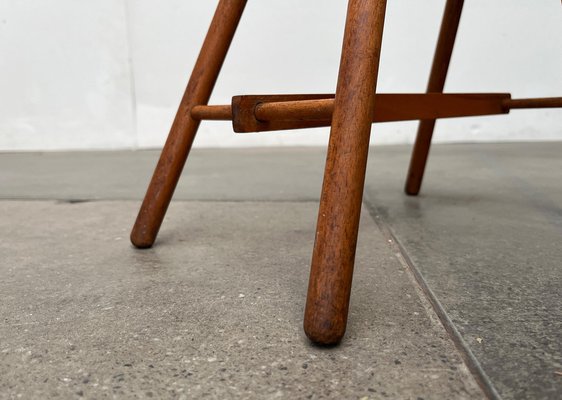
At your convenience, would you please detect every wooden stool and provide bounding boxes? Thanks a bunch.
[130,0,561,345]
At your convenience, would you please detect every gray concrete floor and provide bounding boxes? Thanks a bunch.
[0,143,561,399]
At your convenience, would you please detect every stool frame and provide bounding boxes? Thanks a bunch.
[131,0,561,345]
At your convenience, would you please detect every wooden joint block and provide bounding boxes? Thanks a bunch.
[232,94,333,133]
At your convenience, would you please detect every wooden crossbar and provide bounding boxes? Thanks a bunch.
[190,94,562,133]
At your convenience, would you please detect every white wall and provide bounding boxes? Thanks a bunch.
[1,0,561,151]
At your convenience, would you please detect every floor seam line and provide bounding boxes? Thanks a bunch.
[362,197,502,400]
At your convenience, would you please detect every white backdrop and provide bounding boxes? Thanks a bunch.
[1,0,561,151]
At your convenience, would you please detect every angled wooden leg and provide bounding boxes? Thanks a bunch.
[131,0,247,248]
[405,0,464,195]
[304,0,387,345]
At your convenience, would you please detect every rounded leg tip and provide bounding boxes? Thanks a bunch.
[130,232,154,249]
[404,182,421,196]
[304,321,345,346]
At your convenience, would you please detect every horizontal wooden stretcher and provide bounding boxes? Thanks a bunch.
[190,93,562,133]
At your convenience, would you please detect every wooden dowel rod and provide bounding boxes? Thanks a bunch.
[253,93,510,124]
[504,97,562,109]
[254,93,562,122]
[405,0,465,196]
[304,0,388,346]
[130,0,247,248]
[189,95,562,125]
[191,104,232,120]
[255,99,333,121]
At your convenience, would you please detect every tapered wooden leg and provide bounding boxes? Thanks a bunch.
[304,0,387,345]
[130,0,247,248]
[405,0,464,195]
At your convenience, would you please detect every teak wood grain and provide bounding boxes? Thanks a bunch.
[192,94,561,133]
[405,0,465,195]
[130,0,247,248]
[232,94,333,133]
[227,93,511,132]
[303,0,387,345]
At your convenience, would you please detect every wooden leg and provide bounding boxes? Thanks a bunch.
[130,0,247,248]
[404,0,464,196]
[304,0,387,345]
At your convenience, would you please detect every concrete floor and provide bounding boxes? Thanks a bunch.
[0,143,561,399]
